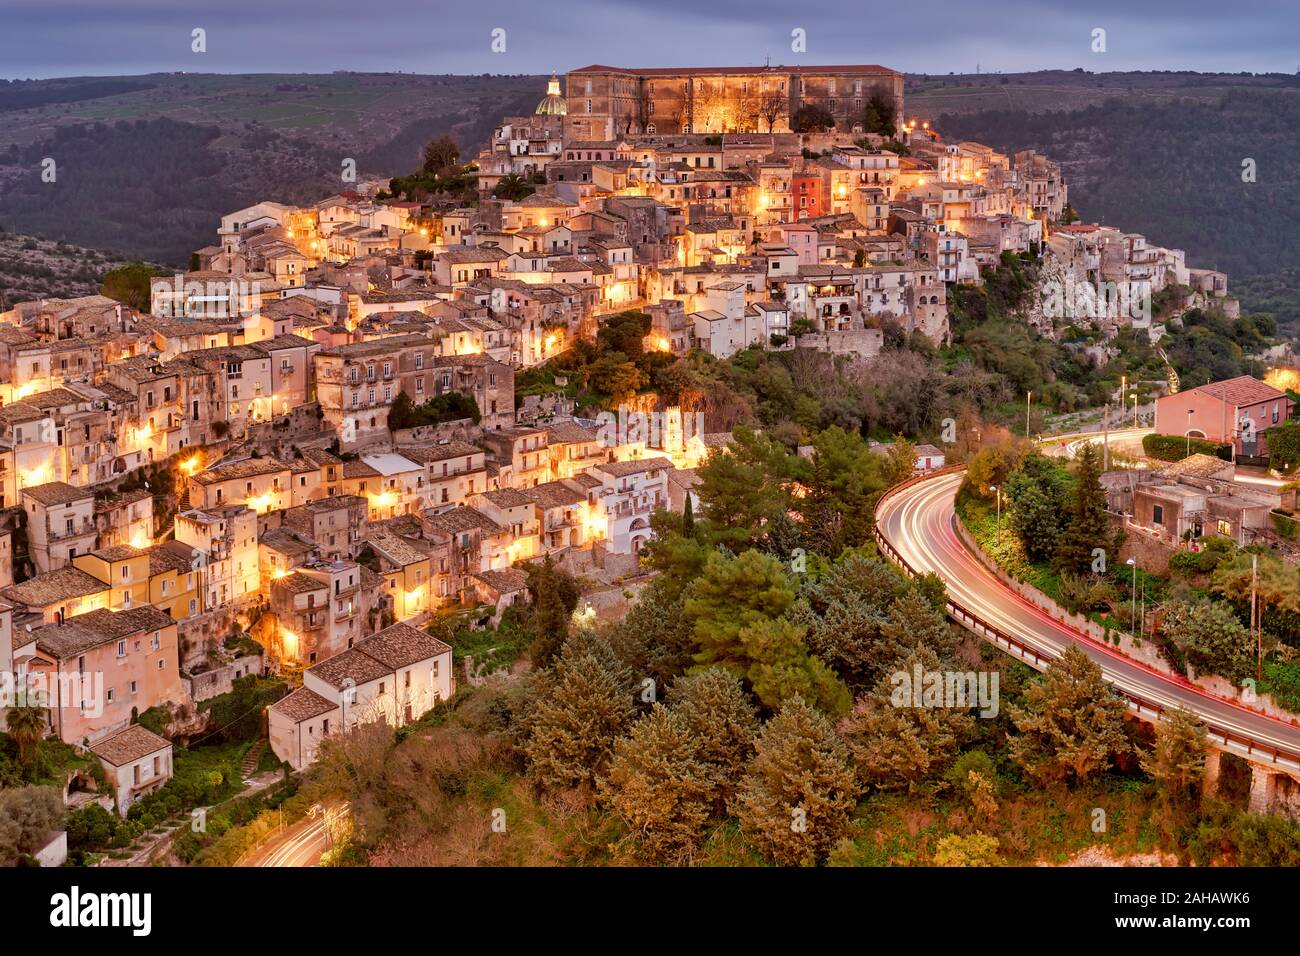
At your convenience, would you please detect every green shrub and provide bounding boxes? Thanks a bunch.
[1141,433,1230,462]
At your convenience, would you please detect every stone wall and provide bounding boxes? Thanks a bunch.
[183,653,265,704]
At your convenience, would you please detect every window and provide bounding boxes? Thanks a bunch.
[1218,519,1233,535]
[117,640,127,658]
[158,659,166,669]
[130,680,138,695]
[1152,504,1164,526]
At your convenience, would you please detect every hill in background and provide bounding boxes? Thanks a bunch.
[0,72,543,265]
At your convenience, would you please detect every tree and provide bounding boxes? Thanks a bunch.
[101,263,158,312]
[840,646,973,791]
[1008,645,1131,787]
[666,667,760,804]
[693,425,796,550]
[525,555,580,667]
[493,173,535,201]
[598,705,715,864]
[758,89,785,132]
[879,589,963,664]
[685,550,850,714]
[791,104,835,133]
[681,492,695,536]
[520,631,636,793]
[859,92,896,136]
[881,436,918,486]
[1161,600,1254,683]
[5,704,46,768]
[1140,707,1207,838]
[421,135,460,174]
[0,786,64,866]
[797,426,887,555]
[606,579,697,695]
[1005,453,1072,563]
[1053,443,1113,575]
[731,696,861,865]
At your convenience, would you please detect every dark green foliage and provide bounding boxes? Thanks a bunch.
[388,390,481,430]
[1005,453,1073,562]
[1053,444,1113,575]
[525,555,580,667]
[1141,432,1231,463]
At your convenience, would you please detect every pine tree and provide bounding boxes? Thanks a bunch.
[606,580,696,697]
[1053,443,1112,575]
[521,631,636,793]
[666,667,760,803]
[839,646,973,791]
[526,555,579,667]
[1008,645,1131,786]
[1140,706,1207,832]
[879,589,963,664]
[598,705,715,864]
[730,696,861,866]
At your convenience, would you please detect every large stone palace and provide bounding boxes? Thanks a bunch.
[563,63,904,140]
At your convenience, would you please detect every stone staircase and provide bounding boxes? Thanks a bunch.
[241,739,267,780]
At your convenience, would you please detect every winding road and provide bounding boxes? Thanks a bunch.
[875,469,1300,772]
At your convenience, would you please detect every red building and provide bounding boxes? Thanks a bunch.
[792,174,822,220]
[1154,375,1292,459]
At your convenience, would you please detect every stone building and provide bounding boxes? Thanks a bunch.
[564,64,903,140]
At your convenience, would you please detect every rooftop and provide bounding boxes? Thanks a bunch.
[91,724,171,766]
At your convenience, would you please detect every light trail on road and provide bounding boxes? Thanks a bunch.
[876,470,1300,771]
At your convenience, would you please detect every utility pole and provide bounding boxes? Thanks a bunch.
[1253,553,1261,683]
[1102,402,1110,471]
[1127,557,1137,634]
[1026,391,1032,438]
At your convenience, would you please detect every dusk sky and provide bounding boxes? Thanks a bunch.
[3,0,1298,79]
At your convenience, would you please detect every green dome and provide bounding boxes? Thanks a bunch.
[536,74,568,116]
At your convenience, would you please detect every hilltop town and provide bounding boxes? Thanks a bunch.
[3,63,1291,870]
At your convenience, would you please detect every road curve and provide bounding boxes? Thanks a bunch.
[875,469,1300,772]
[242,814,330,868]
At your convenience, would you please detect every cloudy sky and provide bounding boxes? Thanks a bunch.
[3,0,1297,79]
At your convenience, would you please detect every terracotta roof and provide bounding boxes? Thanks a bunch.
[521,481,585,509]
[369,532,428,567]
[91,724,170,766]
[32,606,173,659]
[354,622,451,671]
[306,646,392,690]
[422,505,505,537]
[0,566,106,609]
[395,442,482,464]
[473,567,530,595]
[592,456,673,478]
[1193,375,1287,408]
[480,487,533,508]
[269,686,339,723]
[274,571,328,595]
[192,457,290,485]
[21,481,92,507]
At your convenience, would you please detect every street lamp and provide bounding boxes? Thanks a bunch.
[991,484,1001,544]
[1126,557,1137,634]
[1026,391,1032,437]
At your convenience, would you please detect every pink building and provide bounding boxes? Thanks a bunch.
[1154,376,1292,459]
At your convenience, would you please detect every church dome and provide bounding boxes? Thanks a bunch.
[535,73,568,116]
